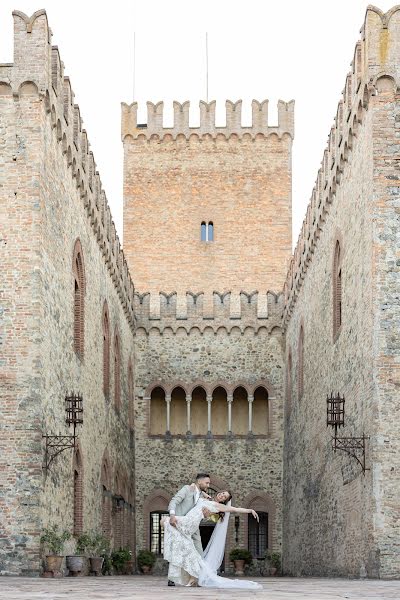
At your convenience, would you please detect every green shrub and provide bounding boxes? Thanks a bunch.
[77,533,110,556]
[137,549,156,568]
[229,548,253,564]
[266,551,281,571]
[76,533,92,555]
[40,525,70,555]
[111,548,132,573]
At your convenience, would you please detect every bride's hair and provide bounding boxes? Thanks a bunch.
[217,490,232,521]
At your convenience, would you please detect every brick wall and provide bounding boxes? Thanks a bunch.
[0,10,135,574]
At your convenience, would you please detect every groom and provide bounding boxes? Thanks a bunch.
[167,472,212,587]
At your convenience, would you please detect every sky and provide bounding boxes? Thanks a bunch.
[0,0,396,249]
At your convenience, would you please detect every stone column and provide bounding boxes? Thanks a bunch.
[165,393,171,435]
[227,393,233,435]
[207,394,212,436]
[186,393,192,436]
[248,394,254,434]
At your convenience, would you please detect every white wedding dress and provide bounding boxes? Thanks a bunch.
[163,499,262,589]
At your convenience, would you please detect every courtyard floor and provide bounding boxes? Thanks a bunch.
[0,576,399,600]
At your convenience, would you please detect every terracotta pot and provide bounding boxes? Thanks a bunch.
[233,559,245,576]
[45,555,63,573]
[141,564,152,574]
[270,566,278,576]
[89,556,104,575]
[66,555,84,576]
[124,560,134,575]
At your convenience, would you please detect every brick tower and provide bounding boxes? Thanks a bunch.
[121,99,294,305]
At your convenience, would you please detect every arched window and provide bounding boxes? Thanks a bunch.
[232,386,248,435]
[102,302,110,400]
[101,452,111,539]
[208,222,214,241]
[144,489,169,553]
[333,239,342,340]
[201,221,214,242]
[212,387,228,435]
[253,386,269,435]
[150,387,166,435]
[128,360,134,431]
[191,387,207,435]
[73,446,83,536]
[114,332,121,411]
[170,386,186,435]
[248,511,268,558]
[113,472,122,549]
[286,350,292,416]
[72,240,85,359]
[298,325,304,400]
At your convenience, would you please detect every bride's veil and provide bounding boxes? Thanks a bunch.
[202,500,231,573]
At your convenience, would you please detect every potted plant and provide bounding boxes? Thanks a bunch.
[66,533,90,576]
[229,548,253,576]
[87,534,109,575]
[137,549,156,574]
[266,551,281,576]
[40,526,71,575]
[111,548,132,574]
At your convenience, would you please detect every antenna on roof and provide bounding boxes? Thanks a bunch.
[205,32,209,103]
[133,31,136,102]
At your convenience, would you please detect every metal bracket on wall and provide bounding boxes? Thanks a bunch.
[326,392,369,475]
[42,393,83,472]
[332,433,369,474]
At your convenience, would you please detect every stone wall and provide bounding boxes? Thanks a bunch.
[122,100,294,301]
[0,10,135,575]
[282,6,400,579]
[134,294,285,570]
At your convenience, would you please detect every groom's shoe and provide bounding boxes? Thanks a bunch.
[167,580,175,586]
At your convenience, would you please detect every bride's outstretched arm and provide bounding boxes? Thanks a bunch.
[214,503,259,521]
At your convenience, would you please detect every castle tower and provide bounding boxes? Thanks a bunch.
[122,99,294,301]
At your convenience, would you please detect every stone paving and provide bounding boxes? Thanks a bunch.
[0,576,400,600]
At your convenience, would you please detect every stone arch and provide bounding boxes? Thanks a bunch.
[0,82,12,96]
[18,81,39,96]
[170,385,186,435]
[113,329,121,412]
[242,491,276,555]
[149,386,166,435]
[101,449,112,538]
[212,385,228,435]
[191,385,208,435]
[56,119,62,141]
[253,385,270,436]
[102,301,111,400]
[297,320,305,401]
[332,230,344,341]
[232,385,248,435]
[73,442,84,536]
[72,239,85,359]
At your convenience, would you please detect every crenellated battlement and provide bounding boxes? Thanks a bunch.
[121,99,294,141]
[0,10,135,331]
[134,291,284,335]
[282,4,400,329]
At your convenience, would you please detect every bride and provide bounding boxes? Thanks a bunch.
[162,485,262,589]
